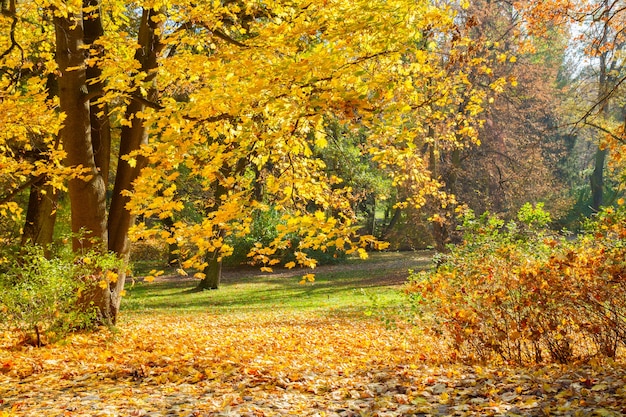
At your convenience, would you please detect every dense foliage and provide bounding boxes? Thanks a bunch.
[1,0,497,320]
[0,244,121,345]
[407,203,626,364]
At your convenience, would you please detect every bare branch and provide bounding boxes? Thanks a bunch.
[575,73,626,125]
[583,120,626,144]
[0,0,24,64]
[212,28,248,48]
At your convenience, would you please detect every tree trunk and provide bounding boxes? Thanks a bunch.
[54,15,108,249]
[21,177,58,256]
[163,216,179,266]
[590,147,606,212]
[426,135,449,252]
[197,251,222,290]
[54,3,160,325]
[106,8,163,323]
[55,13,111,322]
[590,21,610,214]
[84,0,111,189]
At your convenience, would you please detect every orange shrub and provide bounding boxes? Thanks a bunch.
[407,204,626,364]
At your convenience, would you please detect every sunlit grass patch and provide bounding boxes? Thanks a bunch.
[122,251,428,315]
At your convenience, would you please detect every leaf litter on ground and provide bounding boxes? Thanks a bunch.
[2,251,626,417]
[2,309,626,416]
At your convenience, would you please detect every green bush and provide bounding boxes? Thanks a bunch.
[0,245,119,346]
[406,203,626,364]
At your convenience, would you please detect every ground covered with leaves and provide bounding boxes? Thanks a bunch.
[2,253,626,416]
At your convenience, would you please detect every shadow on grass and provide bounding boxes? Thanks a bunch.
[122,251,432,314]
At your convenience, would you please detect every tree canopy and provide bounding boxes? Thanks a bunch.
[0,0,492,321]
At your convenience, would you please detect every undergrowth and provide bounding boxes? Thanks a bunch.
[407,203,626,364]
[0,244,121,346]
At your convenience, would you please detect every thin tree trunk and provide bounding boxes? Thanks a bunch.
[20,177,58,256]
[197,251,222,290]
[20,73,61,255]
[590,14,610,213]
[427,134,449,252]
[590,148,606,212]
[381,205,402,240]
[84,0,110,189]
[107,8,163,323]
[163,216,179,266]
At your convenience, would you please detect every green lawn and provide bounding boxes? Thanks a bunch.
[122,251,431,314]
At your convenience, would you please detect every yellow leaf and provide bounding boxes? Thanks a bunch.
[285,261,296,269]
[439,391,450,404]
[144,275,155,283]
[593,409,615,417]
[315,131,328,148]
[106,271,118,283]
[98,280,108,289]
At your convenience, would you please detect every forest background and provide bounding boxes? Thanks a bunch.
[1,0,626,415]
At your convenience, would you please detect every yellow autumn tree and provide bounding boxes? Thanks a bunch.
[0,0,489,323]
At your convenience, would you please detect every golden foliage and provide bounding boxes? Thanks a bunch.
[2,0,491,261]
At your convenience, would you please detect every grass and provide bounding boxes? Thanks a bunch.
[122,251,431,315]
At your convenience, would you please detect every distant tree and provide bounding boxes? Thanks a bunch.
[520,0,626,212]
[403,0,571,249]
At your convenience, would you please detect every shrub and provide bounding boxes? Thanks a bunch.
[406,203,626,364]
[0,245,120,346]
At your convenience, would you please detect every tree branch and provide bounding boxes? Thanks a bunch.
[212,28,248,48]
[584,120,626,144]
[0,174,45,206]
[575,73,626,125]
[0,0,24,65]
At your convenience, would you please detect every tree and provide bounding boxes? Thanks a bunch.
[1,0,488,323]
[519,0,626,212]
[457,1,571,218]
[383,0,567,249]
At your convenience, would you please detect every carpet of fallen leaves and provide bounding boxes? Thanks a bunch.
[2,310,626,417]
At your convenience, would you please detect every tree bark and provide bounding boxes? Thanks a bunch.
[381,205,402,240]
[106,8,163,323]
[589,6,612,214]
[83,0,111,189]
[163,216,179,266]
[20,177,58,256]
[197,251,222,290]
[54,14,108,250]
[55,12,113,323]
[590,148,606,212]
